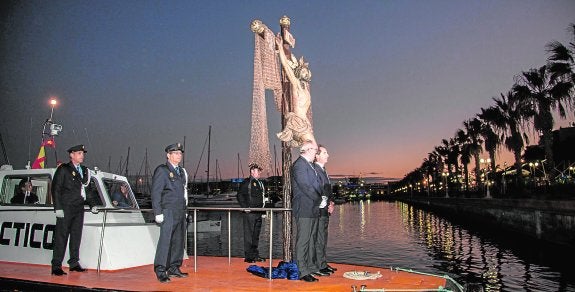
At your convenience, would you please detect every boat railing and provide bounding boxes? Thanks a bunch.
[94,206,292,280]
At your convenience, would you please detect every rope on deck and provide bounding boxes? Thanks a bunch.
[343,271,383,280]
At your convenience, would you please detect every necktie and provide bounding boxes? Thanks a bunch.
[175,166,180,176]
[77,166,83,178]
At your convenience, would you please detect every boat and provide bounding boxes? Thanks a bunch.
[0,164,160,271]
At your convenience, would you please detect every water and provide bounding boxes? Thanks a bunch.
[188,201,575,291]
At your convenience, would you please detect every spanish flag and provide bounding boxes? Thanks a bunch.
[31,138,56,169]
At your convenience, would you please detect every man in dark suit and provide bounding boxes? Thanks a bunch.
[314,144,337,275]
[151,143,189,283]
[237,163,267,263]
[51,144,96,275]
[291,140,323,282]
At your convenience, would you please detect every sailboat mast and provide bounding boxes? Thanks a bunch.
[0,131,9,165]
[183,136,186,168]
[125,147,130,178]
[206,125,211,194]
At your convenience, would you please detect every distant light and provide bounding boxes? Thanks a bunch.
[50,98,57,106]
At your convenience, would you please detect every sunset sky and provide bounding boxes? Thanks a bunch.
[1,1,574,181]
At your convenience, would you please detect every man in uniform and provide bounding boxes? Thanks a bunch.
[313,144,337,275]
[51,144,96,275]
[291,140,323,282]
[237,163,267,263]
[151,143,188,283]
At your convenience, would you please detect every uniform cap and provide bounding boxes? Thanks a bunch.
[248,162,263,170]
[165,143,184,153]
[67,144,87,153]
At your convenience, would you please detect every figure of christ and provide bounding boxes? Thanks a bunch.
[275,33,315,147]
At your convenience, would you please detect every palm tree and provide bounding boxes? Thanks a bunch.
[455,129,472,192]
[463,118,484,188]
[480,91,534,186]
[477,112,501,182]
[513,65,572,171]
[546,23,575,86]
[446,138,461,191]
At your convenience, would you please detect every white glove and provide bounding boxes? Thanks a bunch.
[319,196,328,208]
[91,206,99,214]
[155,214,164,224]
[55,209,64,218]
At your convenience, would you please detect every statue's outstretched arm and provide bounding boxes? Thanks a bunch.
[275,34,298,85]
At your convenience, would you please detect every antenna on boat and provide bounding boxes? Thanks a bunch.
[27,117,33,166]
[32,97,61,169]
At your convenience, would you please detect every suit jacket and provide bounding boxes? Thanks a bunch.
[314,163,333,216]
[52,162,90,211]
[291,156,322,218]
[237,176,265,208]
[151,163,187,216]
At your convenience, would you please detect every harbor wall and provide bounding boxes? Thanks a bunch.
[395,197,575,247]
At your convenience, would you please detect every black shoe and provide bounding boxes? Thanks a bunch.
[244,258,256,263]
[51,268,67,276]
[168,268,188,278]
[320,267,333,274]
[157,272,170,283]
[313,270,330,276]
[300,274,319,282]
[69,265,87,272]
[256,257,266,262]
[327,264,337,272]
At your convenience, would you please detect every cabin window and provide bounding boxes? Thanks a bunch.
[85,179,104,206]
[0,175,52,205]
[102,179,137,208]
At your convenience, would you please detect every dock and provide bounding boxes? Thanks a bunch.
[0,256,451,291]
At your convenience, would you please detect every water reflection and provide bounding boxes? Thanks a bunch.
[187,202,574,291]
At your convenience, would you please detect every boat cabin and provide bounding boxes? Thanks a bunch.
[0,165,159,270]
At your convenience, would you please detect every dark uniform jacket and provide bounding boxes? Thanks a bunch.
[237,176,265,208]
[52,162,91,211]
[314,163,333,217]
[291,156,322,218]
[151,163,187,216]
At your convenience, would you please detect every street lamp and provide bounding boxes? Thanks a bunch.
[480,158,491,198]
[442,172,449,198]
[49,98,57,120]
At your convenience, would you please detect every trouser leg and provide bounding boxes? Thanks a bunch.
[251,214,262,258]
[242,213,253,259]
[295,217,316,277]
[51,216,70,268]
[67,210,84,267]
[315,215,329,269]
[168,209,185,271]
[154,209,174,272]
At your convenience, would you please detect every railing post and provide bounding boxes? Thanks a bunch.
[193,208,197,272]
[268,209,273,280]
[97,209,107,275]
[228,210,231,264]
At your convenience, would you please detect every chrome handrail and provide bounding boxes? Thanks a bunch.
[90,206,291,280]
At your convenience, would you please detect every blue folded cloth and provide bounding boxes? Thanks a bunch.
[246,261,299,280]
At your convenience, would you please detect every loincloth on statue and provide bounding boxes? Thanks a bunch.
[276,112,314,147]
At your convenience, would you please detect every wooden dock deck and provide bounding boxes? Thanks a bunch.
[0,256,449,291]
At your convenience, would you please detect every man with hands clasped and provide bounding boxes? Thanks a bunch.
[51,144,98,276]
[151,143,189,283]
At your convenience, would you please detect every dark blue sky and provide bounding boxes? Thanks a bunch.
[1,1,574,180]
